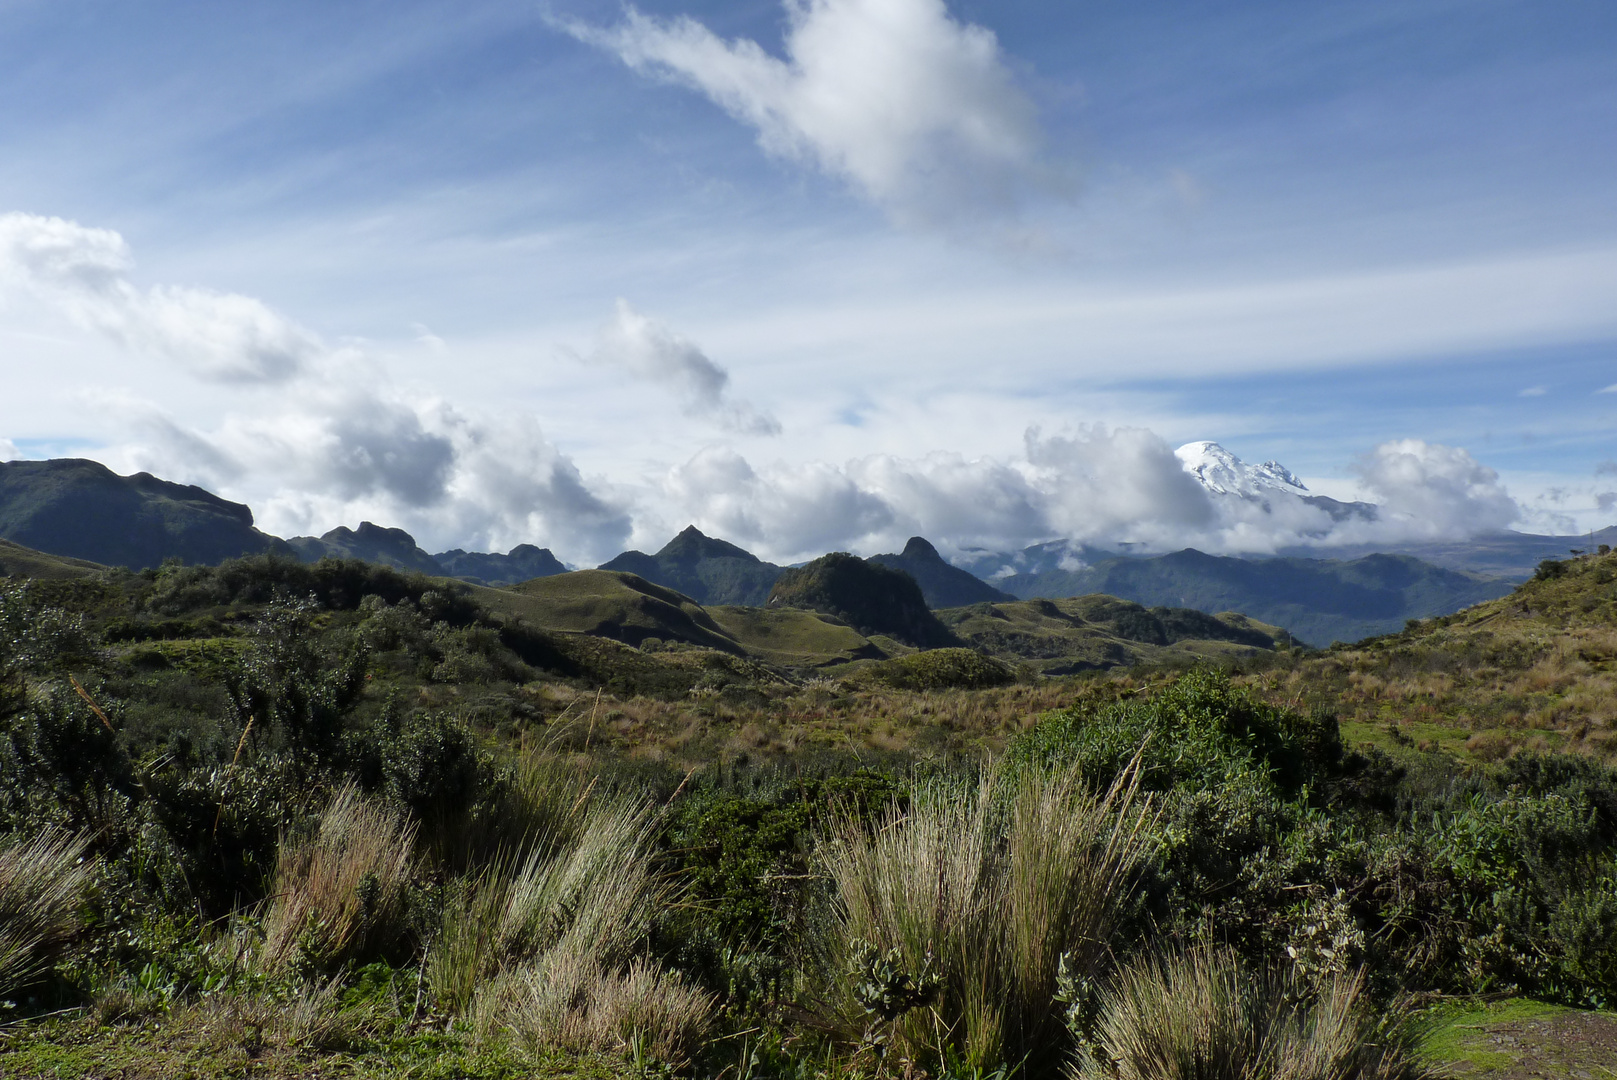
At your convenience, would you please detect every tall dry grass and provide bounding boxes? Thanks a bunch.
[823,760,1153,1073]
[490,949,716,1066]
[1070,947,1430,1080]
[262,785,417,973]
[430,782,713,1062]
[0,827,94,997]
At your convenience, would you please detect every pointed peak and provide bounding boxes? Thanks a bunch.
[656,525,760,564]
[901,536,942,560]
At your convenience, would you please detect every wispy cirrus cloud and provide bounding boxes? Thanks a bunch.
[572,299,780,436]
[0,212,323,383]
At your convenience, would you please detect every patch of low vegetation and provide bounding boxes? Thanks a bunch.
[0,545,1614,1076]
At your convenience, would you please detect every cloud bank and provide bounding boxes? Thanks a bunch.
[121,386,633,563]
[575,300,780,435]
[650,430,1522,564]
[0,213,322,382]
[0,212,1539,569]
[558,0,1051,225]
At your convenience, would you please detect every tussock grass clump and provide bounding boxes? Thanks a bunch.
[494,950,716,1065]
[823,761,1152,1073]
[1071,947,1431,1080]
[262,785,416,973]
[434,784,711,1062]
[0,827,94,997]
[431,791,666,1012]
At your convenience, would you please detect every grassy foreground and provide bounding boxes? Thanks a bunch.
[1,548,1616,1076]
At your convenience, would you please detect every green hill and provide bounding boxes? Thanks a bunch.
[941,594,1287,675]
[598,526,783,605]
[481,569,747,654]
[999,548,1512,646]
[768,552,957,648]
[0,536,109,581]
[0,458,290,570]
[868,536,1013,607]
[1257,547,1617,760]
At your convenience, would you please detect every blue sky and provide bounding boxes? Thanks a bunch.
[0,0,1613,562]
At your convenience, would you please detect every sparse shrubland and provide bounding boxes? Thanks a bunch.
[0,549,1615,1076]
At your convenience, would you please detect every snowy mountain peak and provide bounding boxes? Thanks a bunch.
[1175,441,1309,497]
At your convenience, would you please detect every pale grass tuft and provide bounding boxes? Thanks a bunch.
[1069,947,1431,1080]
[488,947,716,1066]
[262,784,416,972]
[430,788,670,1015]
[0,826,94,997]
[823,759,1153,1072]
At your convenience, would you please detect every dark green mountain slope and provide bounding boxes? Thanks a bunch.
[288,522,443,575]
[599,525,783,605]
[997,548,1512,646]
[0,458,290,570]
[869,536,1013,608]
[434,544,566,586]
[767,552,956,648]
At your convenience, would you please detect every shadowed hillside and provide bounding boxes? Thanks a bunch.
[942,594,1288,675]
[768,552,957,648]
[869,536,1013,607]
[434,544,566,586]
[288,521,443,574]
[0,458,291,570]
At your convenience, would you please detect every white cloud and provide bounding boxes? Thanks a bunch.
[110,378,633,564]
[0,212,321,382]
[1600,383,1617,394]
[558,0,1051,226]
[576,299,779,435]
[649,428,1525,564]
[1519,385,1548,397]
[0,438,17,462]
[1351,439,1518,539]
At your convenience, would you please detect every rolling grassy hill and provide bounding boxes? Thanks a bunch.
[1242,547,1617,761]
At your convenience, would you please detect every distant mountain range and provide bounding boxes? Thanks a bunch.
[988,548,1511,647]
[1,456,1604,648]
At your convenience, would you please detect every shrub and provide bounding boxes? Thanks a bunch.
[261,785,416,973]
[1006,668,1341,797]
[847,648,1015,691]
[0,827,95,997]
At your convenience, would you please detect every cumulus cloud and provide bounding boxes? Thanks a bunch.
[0,212,321,382]
[648,430,1528,563]
[576,300,779,435]
[0,438,17,462]
[1352,439,1518,538]
[113,381,633,564]
[557,0,1051,225]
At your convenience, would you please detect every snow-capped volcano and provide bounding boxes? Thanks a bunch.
[1176,441,1376,524]
[1175,441,1310,497]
